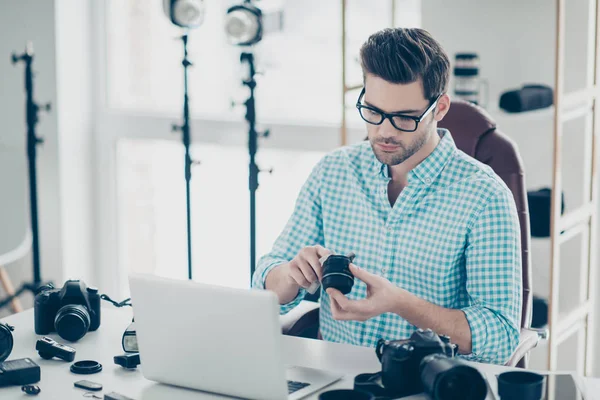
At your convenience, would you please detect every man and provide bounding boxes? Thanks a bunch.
[253,28,522,365]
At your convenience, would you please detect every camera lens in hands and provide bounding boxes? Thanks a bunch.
[55,304,91,342]
[321,254,355,295]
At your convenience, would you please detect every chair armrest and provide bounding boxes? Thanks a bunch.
[506,327,548,367]
[280,300,320,338]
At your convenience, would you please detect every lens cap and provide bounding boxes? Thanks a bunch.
[71,360,102,375]
[0,322,14,362]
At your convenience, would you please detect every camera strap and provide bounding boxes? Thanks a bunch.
[100,295,132,308]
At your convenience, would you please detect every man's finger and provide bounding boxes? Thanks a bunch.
[327,288,356,312]
[297,261,318,284]
[290,266,311,288]
[305,253,323,281]
[314,245,332,259]
[349,264,378,285]
[329,296,358,321]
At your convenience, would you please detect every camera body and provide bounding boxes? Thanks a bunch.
[376,329,458,397]
[34,280,101,342]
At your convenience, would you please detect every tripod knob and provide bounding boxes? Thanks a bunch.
[35,102,51,113]
[172,124,182,132]
[260,167,274,175]
[261,129,271,138]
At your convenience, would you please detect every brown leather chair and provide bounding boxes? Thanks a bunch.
[280,99,545,368]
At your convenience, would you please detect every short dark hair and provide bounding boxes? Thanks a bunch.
[359,28,450,101]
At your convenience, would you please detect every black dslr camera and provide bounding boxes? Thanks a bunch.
[34,280,101,342]
[354,329,487,400]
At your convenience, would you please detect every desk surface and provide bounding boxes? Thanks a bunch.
[1,307,598,399]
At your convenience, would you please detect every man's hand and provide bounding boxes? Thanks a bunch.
[327,264,474,354]
[265,245,331,305]
[327,264,402,321]
[284,245,331,289]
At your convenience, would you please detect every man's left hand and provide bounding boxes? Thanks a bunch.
[326,264,402,321]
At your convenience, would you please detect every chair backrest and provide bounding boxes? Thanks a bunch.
[438,99,532,332]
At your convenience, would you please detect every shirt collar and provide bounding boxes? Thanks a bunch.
[369,128,456,185]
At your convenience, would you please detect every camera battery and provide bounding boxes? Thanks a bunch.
[0,358,41,387]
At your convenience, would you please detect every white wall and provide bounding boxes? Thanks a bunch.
[422,0,600,375]
[0,0,95,317]
[0,0,62,314]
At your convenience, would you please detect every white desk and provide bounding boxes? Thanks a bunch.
[1,307,598,399]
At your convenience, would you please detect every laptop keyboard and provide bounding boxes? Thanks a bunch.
[287,380,310,394]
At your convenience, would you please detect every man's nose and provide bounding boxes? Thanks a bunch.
[378,117,398,139]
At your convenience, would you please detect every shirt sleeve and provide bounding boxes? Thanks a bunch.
[252,157,326,315]
[461,187,523,365]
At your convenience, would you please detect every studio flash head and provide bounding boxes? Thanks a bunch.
[163,0,206,29]
[225,0,284,46]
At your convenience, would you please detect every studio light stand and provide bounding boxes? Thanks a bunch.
[239,52,271,279]
[0,43,52,310]
[171,34,197,281]
[163,0,205,281]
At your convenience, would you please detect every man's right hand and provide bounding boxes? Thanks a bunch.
[265,245,331,305]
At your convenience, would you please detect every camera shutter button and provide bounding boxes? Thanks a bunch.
[86,287,98,295]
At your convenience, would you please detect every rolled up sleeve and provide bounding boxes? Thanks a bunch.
[461,188,522,364]
[251,158,325,315]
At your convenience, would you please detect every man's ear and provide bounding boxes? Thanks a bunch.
[433,93,451,122]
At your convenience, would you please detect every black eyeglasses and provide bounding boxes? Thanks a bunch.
[355,88,441,132]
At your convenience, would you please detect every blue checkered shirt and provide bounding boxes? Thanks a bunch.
[253,129,522,364]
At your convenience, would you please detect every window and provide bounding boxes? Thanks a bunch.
[106,0,421,125]
[117,139,325,288]
[100,0,421,294]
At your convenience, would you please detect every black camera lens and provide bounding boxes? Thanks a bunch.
[321,254,355,295]
[55,304,91,342]
[0,322,14,362]
[420,354,487,400]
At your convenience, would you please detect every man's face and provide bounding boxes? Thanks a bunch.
[363,75,441,166]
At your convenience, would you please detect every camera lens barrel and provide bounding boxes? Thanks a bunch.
[321,255,354,294]
[420,354,487,400]
[0,322,14,362]
[54,304,91,342]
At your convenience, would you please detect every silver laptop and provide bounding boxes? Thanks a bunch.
[129,274,342,400]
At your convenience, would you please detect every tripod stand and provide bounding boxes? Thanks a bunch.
[0,43,51,311]
[239,52,271,280]
[171,34,197,281]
